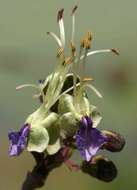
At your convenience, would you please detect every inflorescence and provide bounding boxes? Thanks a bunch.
[8,6,125,185]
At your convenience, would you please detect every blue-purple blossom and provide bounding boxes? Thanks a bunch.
[8,123,30,156]
[76,116,108,161]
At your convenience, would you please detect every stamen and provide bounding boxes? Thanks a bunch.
[47,32,62,47]
[83,77,94,82]
[57,8,64,22]
[57,9,65,47]
[111,48,120,55]
[71,5,78,15]
[70,5,78,98]
[56,82,81,102]
[87,31,93,41]
[84,83,103,98]
[80,48,119,60]
[64,57,72,65]
[71,5,78,43]
[84,38,91,49]
[70,41,76,57]
[16,84,39,90]
[57,47,64,58]
[80,38,85,48]
[70,43,77,99]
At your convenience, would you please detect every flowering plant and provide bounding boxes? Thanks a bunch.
[8,6,125,188]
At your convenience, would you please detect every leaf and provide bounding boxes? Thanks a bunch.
[27,125,49,153]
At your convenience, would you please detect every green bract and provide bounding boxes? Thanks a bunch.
[47,139,61,155]
[26,106,61,154]
[27,124,49,152]
[91,110,102,128]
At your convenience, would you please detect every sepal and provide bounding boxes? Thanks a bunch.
[27,125,49,153]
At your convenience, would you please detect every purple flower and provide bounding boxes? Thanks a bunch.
[8,123,30,156]
[76,116,107,161]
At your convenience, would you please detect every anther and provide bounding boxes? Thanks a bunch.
[87,31,93,41]
[57,8,64,22]
[83,77,94,82]
[64,57,72,65]
[70,41,76,57]
[111,49,120,55]
[71,5,78,15]
[84,38,91,49]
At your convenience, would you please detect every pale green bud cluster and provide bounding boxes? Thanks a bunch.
[24,72,102,155]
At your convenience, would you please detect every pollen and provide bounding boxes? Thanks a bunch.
[70,41,76,57]
[111,48,120,55]
[71,5,78,15]
[87,31,93,41]
[82,77,94,82]
[64,57,72,65]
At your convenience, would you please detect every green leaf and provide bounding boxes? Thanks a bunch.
[27,125,49,153]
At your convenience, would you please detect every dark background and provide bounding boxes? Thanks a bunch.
[0,0,137,189]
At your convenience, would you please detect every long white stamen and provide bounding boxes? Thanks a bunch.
[58,9,65,47]
[47,32,62,47]
[71,6,78,42]
[16,84,39,90]
[80,49,119,60]
[72,15,75,42]
[56,82,80,103]
[59,19,65,47]
[84,83,103,98]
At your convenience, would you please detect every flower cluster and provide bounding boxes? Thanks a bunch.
[8,6,125,182]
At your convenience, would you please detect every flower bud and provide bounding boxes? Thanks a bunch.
[101,130,125,152]
[81,155,117,182]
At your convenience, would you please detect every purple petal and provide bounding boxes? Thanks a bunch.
[76,116,107,161]
[81,116,93,128]
[8,124,30,156]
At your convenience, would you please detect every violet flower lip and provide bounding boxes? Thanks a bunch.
[76,116,108,161]
[8,123,30,156]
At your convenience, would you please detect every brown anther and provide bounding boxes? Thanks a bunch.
[64,57,72,65]
[70,41,76,57]
[83,77,94,82]
[84,38,91,49]
[57,48,64,58]
[87,31,93,41]
[80,38,85,48]
[111,49,120,55]
[57,8,64,22]
[71,5,78,15]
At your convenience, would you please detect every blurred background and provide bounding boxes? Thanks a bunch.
[0,0,137,189]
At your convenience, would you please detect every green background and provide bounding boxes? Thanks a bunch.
[0,0,137,189]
